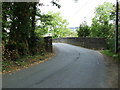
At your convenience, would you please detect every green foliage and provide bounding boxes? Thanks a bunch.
[2,1,64,61]
[77,2,120,53]
[90,2,120,52]
[2,2,45,61]
[101,50,120,61]
[101,50,115,57]
[35,13,53,36]
[36,11,72,38]
[77,21,90,37]
[48,12,69,38]
[90,2,115,38]
[95,2,115,23]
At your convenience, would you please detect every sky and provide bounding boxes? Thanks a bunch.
[39,0,116,27]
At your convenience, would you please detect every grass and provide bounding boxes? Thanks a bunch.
[2,52,55,74]
[101,50,120,62]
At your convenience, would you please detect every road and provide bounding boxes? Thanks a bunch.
[3,43,110,88]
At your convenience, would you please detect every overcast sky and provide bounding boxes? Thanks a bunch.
[40,0,116,27]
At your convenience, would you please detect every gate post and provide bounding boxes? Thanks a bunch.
[44,36,52,52]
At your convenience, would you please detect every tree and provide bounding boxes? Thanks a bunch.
[77,21,90,37]
[2,2,44,60]
[89,2,116,50]
[2,1,67,61]
[2,0,65,61]
[36,12,71,38]
[90,2,115,38]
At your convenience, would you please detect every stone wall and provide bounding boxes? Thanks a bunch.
[44,36,52,52]
[53,37,106,50]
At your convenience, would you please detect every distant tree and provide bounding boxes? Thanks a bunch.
[36,12,71,38]
[77,21,90,37]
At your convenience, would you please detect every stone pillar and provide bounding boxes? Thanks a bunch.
[44,36,52,52]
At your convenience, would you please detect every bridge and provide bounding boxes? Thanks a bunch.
[44,37,106,52]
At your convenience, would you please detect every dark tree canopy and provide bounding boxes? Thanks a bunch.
[2,2,44,60]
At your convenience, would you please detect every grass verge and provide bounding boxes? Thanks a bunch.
[2,52,55,74]
[101,50,120,62]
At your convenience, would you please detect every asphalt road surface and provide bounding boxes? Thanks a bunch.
[3,43,110,88]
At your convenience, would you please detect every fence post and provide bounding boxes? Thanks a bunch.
[44,36,52,52]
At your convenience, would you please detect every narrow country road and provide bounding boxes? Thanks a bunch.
[3,43,110,88]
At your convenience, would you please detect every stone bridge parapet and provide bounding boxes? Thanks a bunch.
[53,37,106,50]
